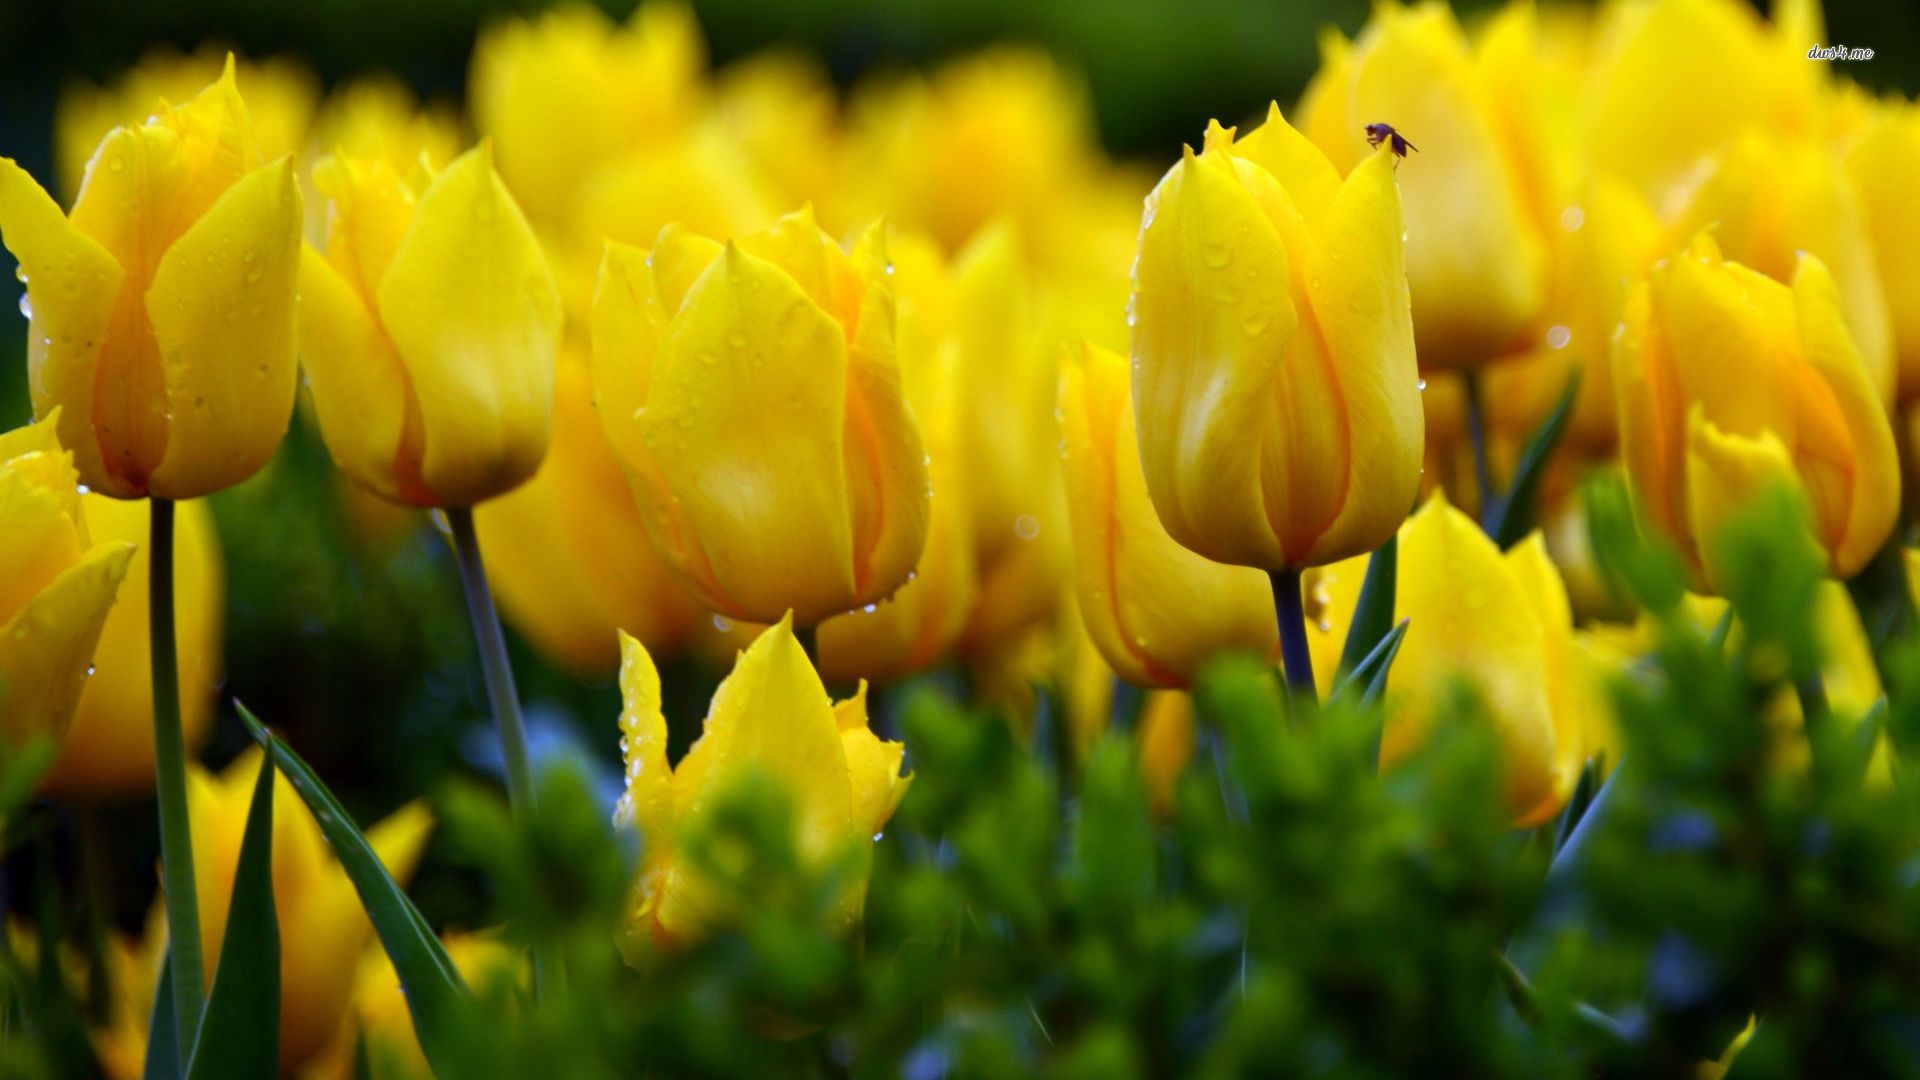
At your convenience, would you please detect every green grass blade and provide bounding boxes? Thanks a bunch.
[184,748,279,1079]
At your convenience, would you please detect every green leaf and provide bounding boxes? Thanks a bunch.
[185,750,279,1079]
[1337,535,1397,678]
[1484,371,1580,549]
[141,952,180,1080]
[1334,618,1408,709]
[235,702,469,1074]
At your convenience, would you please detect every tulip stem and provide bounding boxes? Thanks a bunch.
[1462,369,1496,519]
[149,497,206,1062]
[444,506,538,817]
[1271,568,1315,699]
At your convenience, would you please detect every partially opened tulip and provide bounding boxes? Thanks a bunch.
[300,144,563,508]
[0,412,135,774]
[1614,235,1898,590]
[1298,3,1546,369]
[613,616,910,953]
[1130,107,1421,689]
[39,496,223,797]
[1060,340,1277,688]
[0,61,303,501]
[590,208,930,627]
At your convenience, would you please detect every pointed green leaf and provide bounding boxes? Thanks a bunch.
[235,702,469,1074]
[1337,536,1398,679]
[141,950,179,1080]
[1334,618,1409,709]
[1485,371,1580,549]
[185,750,278,1079]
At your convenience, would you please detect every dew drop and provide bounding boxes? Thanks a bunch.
[711,614,735,633]
[85,664,96,677]
[76,484,90,495]
[862,603,879,614]
[1013,513,1041,541]
[17,293,31,320]
[871,831,885,843]
[1416,377,1428,391]
[1545,324,1572,350]
[1560,205,1585,232]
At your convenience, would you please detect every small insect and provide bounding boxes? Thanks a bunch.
[1364,122,1418,158]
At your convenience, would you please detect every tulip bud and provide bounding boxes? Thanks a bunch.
[1060,340,1277,688]
[589,208,931,627]
[1130,107,1423,571]
[1845,102,1920,403]
[0,412,135,765]
[1298,4,1547,368]
[1138,690,1196,820]
[613,616,910,952]
[0,61,304,501]
[1614,235,1898,589]
[300,143,564,508]
[38,496,223,797]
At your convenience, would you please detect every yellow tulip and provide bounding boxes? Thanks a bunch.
[336,932,522,1080]
[715,53,852,229]
[0,412,135,767]
[818,231,978,682]
[1613,234,1898,589]
[1309,493,1594,826]
[38,495,223,797]
[1130,107,1423,571]
[613,616,910,952]
[469,1,706,226]
[173,748,432,1073]
[305,74,462,182]
[55,45,317,202]
[1060,340,1278,688]
[1845,101,1920,402]
[1138,690,1196,820]
[299,144,563,507]
[1298,2,1547,369]
[1669,130,1894,402]
[475,352,707,674]
[589,208,930,626]
[0,62,304,501]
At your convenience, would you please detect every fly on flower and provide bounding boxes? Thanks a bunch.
[1364,122,1417,157]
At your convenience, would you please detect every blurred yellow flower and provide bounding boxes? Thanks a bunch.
[305,74,462,181]
[0,62,304,500]
[332,931,523,1080]
[1130,108,1423,571]
[1614,235,1898,590]
[589,209,930,627]
[475,351,707,674]
[299,144,563,507]
[55,45,317,202]
[1138,690,1196,820]
[613,616,910,953]
[0,412,134,771]
[1060,340,1277,688]
[39,495,222,797]
[1299,2,1547,369]
[1845,101,1920,403]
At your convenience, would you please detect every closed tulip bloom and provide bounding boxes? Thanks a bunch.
[1614,235,1898,589]
[300,144,563,507]
[0,413,135,764]
[0,63,303,501]
[1298,3,1546,368]
[1131,108,1423,571]
[1670,130,1894,402]
[39,496,223,796]
[1845,103,1920,402]
[613,616,910,952]
[1061,340,1277,688]
[475,352,707,674]
[590,208,930,626]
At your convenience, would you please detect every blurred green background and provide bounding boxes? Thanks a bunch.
[0,0,1913,934]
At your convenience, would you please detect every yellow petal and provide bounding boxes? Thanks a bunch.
[297,244,418,503]
[832,683,911,837]
[616,629,676,854]
[376,144,562,506]
[1138,689,1196,819]
[144,156,301,499]
[1683,408,1813,593]
[0,541,135,753]
[0,449,86,628]
[1791,253,1899,577]
[0,158,126,496]
[1226,102,1341,226]
[642,244,856,624]
[1060,340,1276,688]
[1299,149,1423,565]
[1130,145,1296,568]
[1502,534,1583,827]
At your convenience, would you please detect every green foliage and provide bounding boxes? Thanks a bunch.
[183,751,278,1079]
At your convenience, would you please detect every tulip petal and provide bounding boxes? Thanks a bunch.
[0,158,125,495]
[648,224,724,315]
[1613,284,1686,551]
[376,145,562,506]
[145,156,302,499]
[0,541,135,750]
[1230,102,1341,226]
[616,630,675,852]
[1661,240,1800,442]
[642,244,857,623]
[0,453,88,628]
[297,244,420,502]
[1502,534,1582,827]
[831,683,911,837]
[1131,145,1296,568]
[1792,254,1899,578]
[1683,409,1812,592]
[1301,150,1423,566]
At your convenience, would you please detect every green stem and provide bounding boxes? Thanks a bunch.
[444,506,537,816]
[149,497,205,1061]
[1271,568,1315,698]
[1462,368,1495,519]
